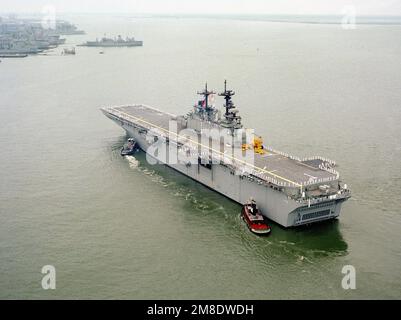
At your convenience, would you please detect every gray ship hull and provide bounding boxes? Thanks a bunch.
[82,41,143,47]
[101,106,350,228]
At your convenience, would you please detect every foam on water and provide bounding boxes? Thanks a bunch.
[125,155,139,169]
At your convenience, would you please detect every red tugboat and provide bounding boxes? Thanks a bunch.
[241,198,271,235]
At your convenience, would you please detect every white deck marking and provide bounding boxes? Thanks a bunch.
[304,173,317,180]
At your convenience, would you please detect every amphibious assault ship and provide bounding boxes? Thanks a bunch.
[101,82,350,227]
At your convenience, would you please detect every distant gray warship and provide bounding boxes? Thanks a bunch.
[81,35,142,47]
[0,39,41,55]
[0,17,71,56]
[101,82,350,228]
[55,21,85,35]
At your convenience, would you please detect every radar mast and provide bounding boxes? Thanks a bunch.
[219,80,242,129]
[219,80,235,116]
[197,82,215,110]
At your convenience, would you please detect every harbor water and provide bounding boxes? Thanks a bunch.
[0,15,400,299]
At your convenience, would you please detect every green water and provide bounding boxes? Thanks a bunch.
[0,15,400,299]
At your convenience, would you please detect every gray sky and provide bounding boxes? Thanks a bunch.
[1,0,401,15]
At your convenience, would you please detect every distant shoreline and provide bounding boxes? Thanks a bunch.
[144,14,401,26]
[2,12,401,26]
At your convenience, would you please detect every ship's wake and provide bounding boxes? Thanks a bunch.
[123,153,228,214]
[124,155,139,169]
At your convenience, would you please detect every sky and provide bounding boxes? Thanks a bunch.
[0,0,400,16]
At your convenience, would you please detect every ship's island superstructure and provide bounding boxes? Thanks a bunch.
[101,82,350,227]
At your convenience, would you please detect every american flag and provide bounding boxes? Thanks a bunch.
[202,94,215,108]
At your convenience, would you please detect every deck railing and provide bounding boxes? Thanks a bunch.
[104,107,339,190]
